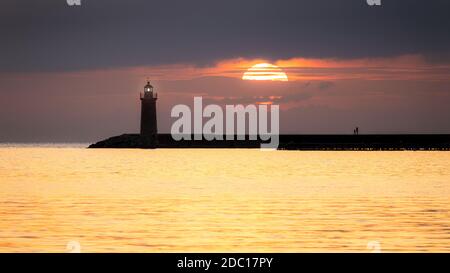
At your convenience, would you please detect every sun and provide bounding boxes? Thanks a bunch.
[242,63,288,81]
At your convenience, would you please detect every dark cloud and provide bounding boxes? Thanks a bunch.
[1,0,449,72]
[317,81,334,90]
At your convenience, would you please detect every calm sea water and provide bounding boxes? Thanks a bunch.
[0,145,449,252]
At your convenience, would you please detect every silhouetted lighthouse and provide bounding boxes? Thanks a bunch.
[140,81,158,146]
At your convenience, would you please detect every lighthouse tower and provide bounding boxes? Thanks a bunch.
[140,81,158,146]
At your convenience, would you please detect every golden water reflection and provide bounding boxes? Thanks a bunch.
[0,147,449,252]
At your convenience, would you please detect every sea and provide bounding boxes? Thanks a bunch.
[0,144,449,252]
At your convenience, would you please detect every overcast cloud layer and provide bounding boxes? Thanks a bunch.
[1,0,450,72]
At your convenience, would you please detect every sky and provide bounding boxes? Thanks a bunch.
[1,0,450,142]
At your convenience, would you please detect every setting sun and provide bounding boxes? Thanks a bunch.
[242,63,289,81]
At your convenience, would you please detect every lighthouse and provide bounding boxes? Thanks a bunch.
[140,81,158,146]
